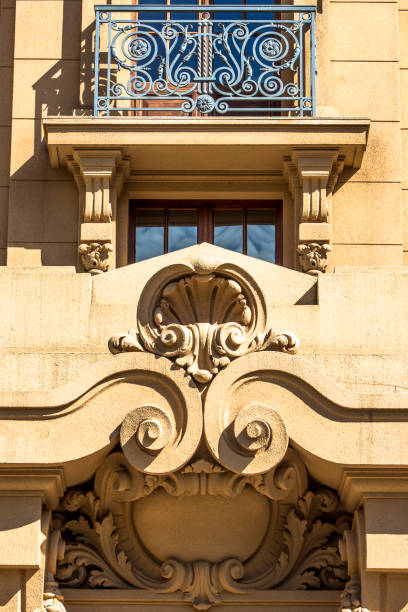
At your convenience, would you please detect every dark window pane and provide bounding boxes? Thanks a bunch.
[214,209,243,253]
[168,209,197,252]
[135,209,165,262]
[247,208,276,263]
[137,0,166,22]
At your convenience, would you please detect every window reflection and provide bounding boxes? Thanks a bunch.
[135,210,164,262]
[214,209,243,253]
[247,209,276,263]
[168,210,197,252]
[131,202,279,264]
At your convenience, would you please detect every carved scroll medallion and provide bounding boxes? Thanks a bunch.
[109,256,299,383]
[54,447,350,610]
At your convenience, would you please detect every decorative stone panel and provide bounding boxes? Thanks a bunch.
[109,256,299,384]
[51,445,351,611]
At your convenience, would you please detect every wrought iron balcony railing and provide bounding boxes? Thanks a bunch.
[94,5,316,117]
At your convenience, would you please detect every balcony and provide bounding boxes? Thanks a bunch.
[94,4,316,117]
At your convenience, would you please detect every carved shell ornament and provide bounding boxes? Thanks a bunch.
[109,257,299,383]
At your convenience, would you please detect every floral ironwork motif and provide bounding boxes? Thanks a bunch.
[94,6,315,116]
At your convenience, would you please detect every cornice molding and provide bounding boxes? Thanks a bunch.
[339,468,408,512]
[0,467,65,509]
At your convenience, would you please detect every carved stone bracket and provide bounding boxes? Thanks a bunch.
[35,510,67,612]
[109,257,299,384]
[66,149,129,274]
[283,150,345,274]
[338,510,370,612]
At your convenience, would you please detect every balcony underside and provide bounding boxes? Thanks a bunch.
[44,117,369,174]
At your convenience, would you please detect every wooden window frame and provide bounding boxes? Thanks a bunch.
[128,199,283,265]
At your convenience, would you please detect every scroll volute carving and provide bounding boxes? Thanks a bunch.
[109,257,299,384]
[205,401,290,475]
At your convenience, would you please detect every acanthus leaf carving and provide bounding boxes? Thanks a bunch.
[109,261,299,384]
[54,448,349,610]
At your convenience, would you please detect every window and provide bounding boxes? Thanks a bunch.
[128,200,282,264]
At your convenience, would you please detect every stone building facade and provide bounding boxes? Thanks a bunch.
[1,0,408,611]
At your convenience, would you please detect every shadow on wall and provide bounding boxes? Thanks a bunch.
[9,0,89,266]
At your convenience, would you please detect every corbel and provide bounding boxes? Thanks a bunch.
[66,149,130,275]
[339,468,408,611]
[338,509,370,612]
[283,149,345,274]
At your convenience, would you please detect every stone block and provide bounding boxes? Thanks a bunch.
[0,496,41,568]
[0,127,11,187]
[0,187,8,247]
[340,122,402,184]
[8,180,78,243]
[400,69,408,128]
[331,61,400,121]
[400,10,408,69]
[332,182,402,244]
[401,128,408,188]
[331,3,399,61]
[298,222,330,242]
[12,59,80,119]
[0,7,15,68]
[14,0,81,60]
[365,497,408,572]
[333,244,403,267]
[0,67,12,126]
[7,242,78,267]
[9,119,71,181]
[81,222,113,242]
[0,267,91,347]
[0,570,21,612]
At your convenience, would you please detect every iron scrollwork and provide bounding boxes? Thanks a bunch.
[94,5,316,116]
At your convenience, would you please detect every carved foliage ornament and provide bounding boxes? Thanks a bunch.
[78,242,113,275]
[109,257,299,383]
[53,448,350,610]
[297,242,332,275]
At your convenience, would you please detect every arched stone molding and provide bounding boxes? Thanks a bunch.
[0,353,202,484]
[2,352,408,483]
[204,352,408,480]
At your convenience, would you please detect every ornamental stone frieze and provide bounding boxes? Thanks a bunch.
[51,445,352,611]
[109,256,299,383]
